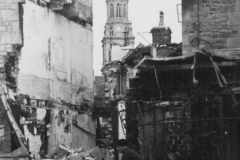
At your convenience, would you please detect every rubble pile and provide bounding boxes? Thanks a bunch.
[45,145,114,160]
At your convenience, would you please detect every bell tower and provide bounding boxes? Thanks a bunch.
[102,0,135,65]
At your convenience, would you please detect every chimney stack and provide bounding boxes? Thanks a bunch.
[151,11,172,45]
[159,11,164,26]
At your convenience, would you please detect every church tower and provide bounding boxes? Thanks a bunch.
[102,0,135,65]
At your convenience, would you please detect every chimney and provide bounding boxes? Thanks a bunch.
[159,11,164,26]
[151,11,172,45]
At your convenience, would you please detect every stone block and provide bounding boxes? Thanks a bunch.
[0,55,6,67]
[1,9,19,21]
[214,38,226,44]
[219,30,232,38]
[0,4,11,10]
[227,12,240,25]
[0,26,7,32]
[7,26,12,32]
[212,33,219,38]
[226,38,240,48]
[5,45,13,52]
[0,45,5,52]
[12,20,20,32]
[213,43,226,49]
[5,32,22,44]
[237,0,240,12]
[0,52,7,56]
[11,4,18,9]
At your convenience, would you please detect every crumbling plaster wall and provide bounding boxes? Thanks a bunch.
[48,110,96,157]
[182,0,240,54]
[18,0,93,105]
[72,114,96,149]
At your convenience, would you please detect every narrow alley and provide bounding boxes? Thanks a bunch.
[0,0,240,160]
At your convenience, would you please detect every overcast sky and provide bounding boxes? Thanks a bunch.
[93,0,182,76]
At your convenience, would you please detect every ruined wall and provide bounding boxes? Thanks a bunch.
[0,1,24,153]
[182,0,240,54]
[72,114,96,149]
[48,110,96,157]
[165,101,192,159]
[102,62,118,107]
[111,46,129,62]
[0,0,24,91]
[56,0,93,25]
[18,0,93,105]
[0,0,95,158]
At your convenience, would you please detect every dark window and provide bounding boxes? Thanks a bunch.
[110,4,114,18]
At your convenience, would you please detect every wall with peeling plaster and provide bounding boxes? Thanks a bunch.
[48,110,74,156]
[47,110,96,157]
[48,110,96,156]
[71,114,96,149]
[18,0,93,105]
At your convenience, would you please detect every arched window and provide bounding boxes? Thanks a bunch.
[110,4,114,17]
[123,4,127,17]
[116,3,122,17]
[119,4,122,17]
[116,4,119,17]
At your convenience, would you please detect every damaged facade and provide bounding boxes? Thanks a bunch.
[102,0,240,160]
[0,0,96,159]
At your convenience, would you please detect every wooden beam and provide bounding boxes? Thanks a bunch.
[0,94,28,155]
[140,61,237,71]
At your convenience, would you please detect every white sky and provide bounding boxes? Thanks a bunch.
[93,0,182,76]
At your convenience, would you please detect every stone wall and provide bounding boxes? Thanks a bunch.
[0,0,24,90]
[182,0,240,54]
[165,101,192,159]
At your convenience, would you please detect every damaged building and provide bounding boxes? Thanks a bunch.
[102,0,240,160]
[0,0,96,159]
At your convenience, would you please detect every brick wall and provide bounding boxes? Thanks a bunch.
[182,0,240,54]
[165,103,191,159]
[127,100,191,160]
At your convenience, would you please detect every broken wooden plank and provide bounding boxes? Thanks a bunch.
[0,93,28,155]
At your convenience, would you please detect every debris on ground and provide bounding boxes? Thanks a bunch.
[51,145,114,160]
